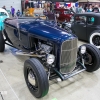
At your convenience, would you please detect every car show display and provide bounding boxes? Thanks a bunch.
[0,17,100,98]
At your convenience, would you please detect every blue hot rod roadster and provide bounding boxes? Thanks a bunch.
[0,17,100,98]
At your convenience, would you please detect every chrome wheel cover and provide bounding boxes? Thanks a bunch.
[28,71,36,86]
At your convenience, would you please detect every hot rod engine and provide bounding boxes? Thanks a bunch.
[32,38,78,75]
[30,40,55,66]
[39,42,52,54]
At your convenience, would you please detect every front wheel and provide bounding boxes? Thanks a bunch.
[82,44,100,72]
[24,58,49,98]
[89,32,100,49]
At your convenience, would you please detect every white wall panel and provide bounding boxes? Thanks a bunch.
[0,0,21,12]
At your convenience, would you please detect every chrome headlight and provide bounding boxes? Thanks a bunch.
[80,46,86,54]
[47,54,55,65]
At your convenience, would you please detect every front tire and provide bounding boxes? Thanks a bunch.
[82,44,100,72]
[0,31,5,52]
[24,58,49,98]
[89,32,100,49]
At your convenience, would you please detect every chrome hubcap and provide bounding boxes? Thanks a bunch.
[28,71,36,86]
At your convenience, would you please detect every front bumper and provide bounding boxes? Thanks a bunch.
[50,61,86,81]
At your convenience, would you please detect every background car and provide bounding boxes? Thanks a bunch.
[63,12,100,49]
[44,8,74,23]
[0,8,9,31]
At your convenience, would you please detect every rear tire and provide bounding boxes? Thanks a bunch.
[82,44,100,72]
[24,58,49,98]
[0,31,5,52]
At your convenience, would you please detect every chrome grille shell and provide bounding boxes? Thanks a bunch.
[60,38,78,74]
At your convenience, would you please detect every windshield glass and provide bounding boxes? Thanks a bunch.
[0,12,7,16]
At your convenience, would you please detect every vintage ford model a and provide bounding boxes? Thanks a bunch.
[0,17,100,98]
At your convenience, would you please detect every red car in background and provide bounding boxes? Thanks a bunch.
[44,8,75,23]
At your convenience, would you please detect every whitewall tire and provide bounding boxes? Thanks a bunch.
[89,32,100,49]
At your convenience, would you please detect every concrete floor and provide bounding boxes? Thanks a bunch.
[0,41,100,100]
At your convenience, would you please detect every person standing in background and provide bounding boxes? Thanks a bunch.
[16,10,21,17]
[25,6,29,16]
[87,5,92,12]
[92,5,99,13]
[78,5,83,13]
[92,6,94,10]
[44,2,48,11]
[89,5,93,12]
[56,2,60,8]
[50,2,52,11]
[76,5,79,13]
[11,6,15,17]
[2,6,6,10]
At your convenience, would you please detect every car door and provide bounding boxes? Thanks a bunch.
[86,16,97,40]
[72,15,87,41]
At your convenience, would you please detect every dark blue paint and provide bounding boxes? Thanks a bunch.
[4,18,78,70]
[19,19,77,70]
[19,20,77,44]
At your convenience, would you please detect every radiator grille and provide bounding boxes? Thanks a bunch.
[60,38,78,74]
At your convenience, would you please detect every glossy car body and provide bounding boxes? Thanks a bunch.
[4,18,77,71]
[0,8,9,30]
[1,17,100,98]
[71,12,100,48]
[4,18,76,51]
[44,8,74,22]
